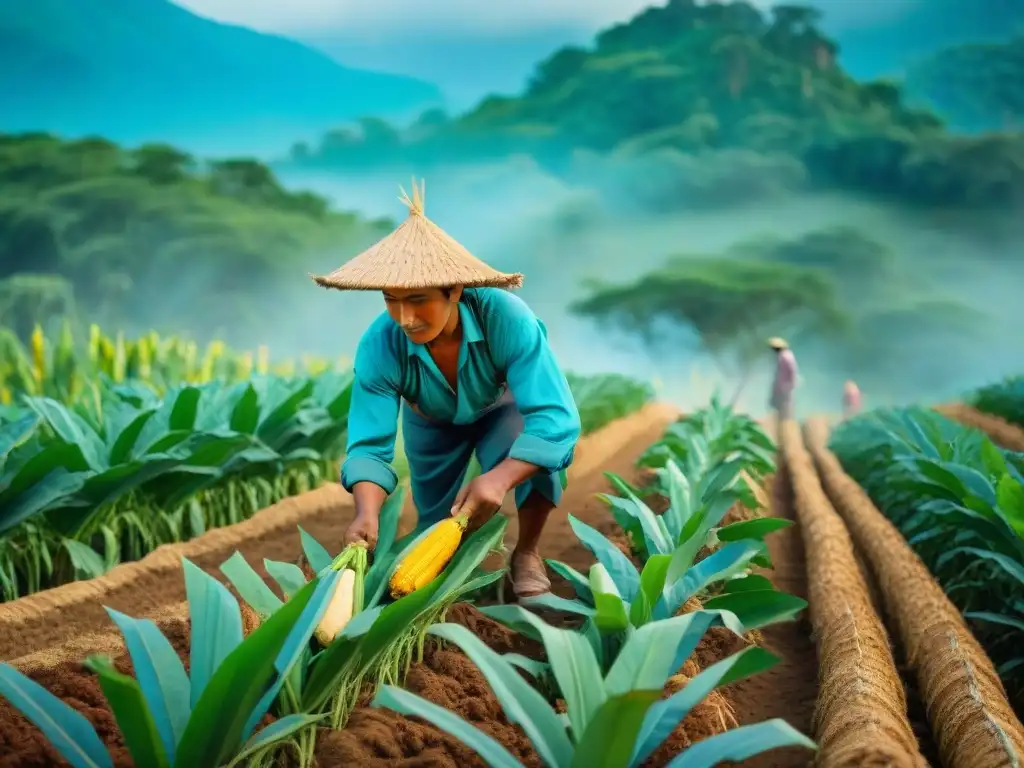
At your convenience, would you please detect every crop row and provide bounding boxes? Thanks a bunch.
[969,375,1024,429]
[0,397,816,767]
[0,359,652,601]
[829,406,1024,709]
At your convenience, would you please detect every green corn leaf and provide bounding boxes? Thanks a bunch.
[182,559,243,708]
[84,656,170,768]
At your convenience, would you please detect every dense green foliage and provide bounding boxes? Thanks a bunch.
[905,37,1024,131]
[830,407,1024,708]
[970,377,1024,427]
[0,132,392,341]
[2,0,440,143]
[288,0,1024,210]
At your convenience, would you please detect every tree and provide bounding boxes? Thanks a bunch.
[570,257,849,403]
[131,143,195,184]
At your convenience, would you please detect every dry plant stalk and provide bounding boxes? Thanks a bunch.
[780,419,926,767]
[805,418,1024,768]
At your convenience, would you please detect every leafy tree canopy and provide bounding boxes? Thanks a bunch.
[0,132,391,341]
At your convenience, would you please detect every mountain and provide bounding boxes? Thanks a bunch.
[1,0,443,153]
[288,0,1024,212]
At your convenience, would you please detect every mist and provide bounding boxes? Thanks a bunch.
[188,155,1011,418]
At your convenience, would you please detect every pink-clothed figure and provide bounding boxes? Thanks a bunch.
[843,380,861,418]
[768,338,798,419]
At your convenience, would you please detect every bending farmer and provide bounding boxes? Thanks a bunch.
[311,181,581,600]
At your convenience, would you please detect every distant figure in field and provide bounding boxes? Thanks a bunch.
[769,337,798,420]
[843,380,862,418]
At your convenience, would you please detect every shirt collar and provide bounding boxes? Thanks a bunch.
[406,300,484,359]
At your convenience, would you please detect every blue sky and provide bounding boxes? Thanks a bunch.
[174,0,917,36]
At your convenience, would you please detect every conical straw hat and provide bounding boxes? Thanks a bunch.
[767,337,789,350]
[311,180,524,291]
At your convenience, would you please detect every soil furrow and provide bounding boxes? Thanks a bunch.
[805,417,1024,768]
[724,467,818,767]
[934,403,1024,451]
[780,419,926,767]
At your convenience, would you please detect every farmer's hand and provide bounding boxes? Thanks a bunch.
[343,512,379,551]
[451,472,507,530]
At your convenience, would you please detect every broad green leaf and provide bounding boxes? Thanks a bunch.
[373,686,523,768]
[546,559,592,601]
[702,590,807,631]
[298,527,332,573]
[632,647,779,764]
[105,609,191,763]
[723,574,774,593]
[568,515,640,602]
[174,576,318,767]
[666,494,738,585]
[664,719,816,767]
[995,474,1024,539]
[0,412,39,461]
[428,623,574,766]
[571,690,661,768]
[0,663,113,768]
[605,610,743,697]
[666,540,764,610]
[243,571,339,739]
[182,559,243,707]
[476,605,606,743]
[518,593,596,618]
[84,656,170,768]
[264,560,307,600]
[661,460,690,541]
[716,518,793,542]
[219,551,283,618]
[63,539,108,579]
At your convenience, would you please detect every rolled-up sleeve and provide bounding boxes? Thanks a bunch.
[486,293,581,472]
[340,326,401,495]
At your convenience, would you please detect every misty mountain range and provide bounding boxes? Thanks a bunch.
[2,0,1023,151]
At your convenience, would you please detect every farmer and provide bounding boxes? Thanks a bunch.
[768,337,798,420]
[311,181,580,600]
[843,380,861,418]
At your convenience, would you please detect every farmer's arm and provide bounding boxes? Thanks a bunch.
[340,328,401,517]
[486,292,582,489]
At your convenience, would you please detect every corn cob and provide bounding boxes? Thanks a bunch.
[390,515,468,598]
[314,544,367,645]
[315,568,357,645]
[256,344,270,375]
[30,325,45,386]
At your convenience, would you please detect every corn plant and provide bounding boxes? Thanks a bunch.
[221,489,509,740]
[831,406,1024,706]
[499,513,804,670]
[0,559,339,768]
[0,372,353,600]
[373,609,816,767]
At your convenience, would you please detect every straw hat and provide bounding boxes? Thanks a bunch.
[311,180,524,291]
[767,337,788,350]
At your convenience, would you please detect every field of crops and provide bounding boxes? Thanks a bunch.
[2,322,1024,767]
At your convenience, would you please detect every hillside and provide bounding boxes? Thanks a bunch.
[904,37,1024,132]
[288,0,1024,211]
[0,132,392,344]
[0,0,442,150]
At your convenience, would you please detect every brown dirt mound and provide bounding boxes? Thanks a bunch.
[805,418,1024,768]
[934,403,1024,451]
[780,420,926,767]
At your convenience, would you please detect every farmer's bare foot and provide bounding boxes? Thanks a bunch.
[511,549,550,599]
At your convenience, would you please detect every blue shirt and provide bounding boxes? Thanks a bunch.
[340,288,582,495]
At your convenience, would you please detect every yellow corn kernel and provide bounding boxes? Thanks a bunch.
[315,568,356,645]
[389,516,467,598]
